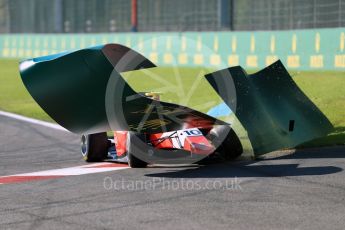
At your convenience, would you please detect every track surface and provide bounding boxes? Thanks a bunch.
[1,115,345,230]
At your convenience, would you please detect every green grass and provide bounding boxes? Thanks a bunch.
[289,71,345,147]
[0,59,344,147]
[0,59,54,122]
[291,71,345,128]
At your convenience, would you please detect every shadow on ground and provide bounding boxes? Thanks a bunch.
[144,146,344,178]
[272,145,345,159]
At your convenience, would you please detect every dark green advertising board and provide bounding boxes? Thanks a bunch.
[1,28,345,70]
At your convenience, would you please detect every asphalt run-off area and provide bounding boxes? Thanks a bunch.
[1,114,345,230]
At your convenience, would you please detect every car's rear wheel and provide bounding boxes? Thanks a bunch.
[126,132,148,168]
[81,132,108,162]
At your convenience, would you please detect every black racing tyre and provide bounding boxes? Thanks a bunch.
[81,132,108,162]
[208,126,243,160]
[126,132,148,168]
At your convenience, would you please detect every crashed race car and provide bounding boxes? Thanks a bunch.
[19,44,333,168]
[81,126,242,168]
[81,95,243,168]
[81,91,243,168]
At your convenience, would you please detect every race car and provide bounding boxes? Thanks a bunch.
[81,92,243,167]
[18,43,333,168]
[81,127,239,168]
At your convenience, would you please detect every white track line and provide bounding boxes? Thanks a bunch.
[0,110,68,132]
[0,163,130,184]
[2,163,129,177]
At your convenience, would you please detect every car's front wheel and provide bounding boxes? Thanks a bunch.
[208,126,243,160]
[81,132,109,162]
[126,132,148,168]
